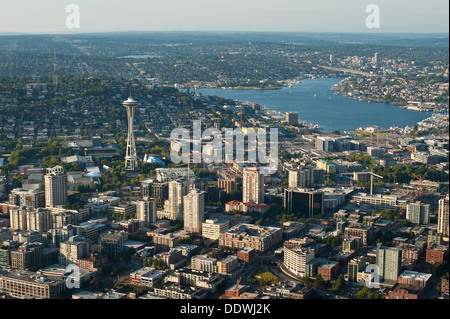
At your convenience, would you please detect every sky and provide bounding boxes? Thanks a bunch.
[0,0,448,34]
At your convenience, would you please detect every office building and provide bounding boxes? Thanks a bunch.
[202,219,230,240]
[284,188,324,218]
[315,137,334,152]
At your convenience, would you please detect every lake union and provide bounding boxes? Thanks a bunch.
[195,78,432,133]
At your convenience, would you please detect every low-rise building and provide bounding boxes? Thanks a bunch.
[0,269,66,299]
[129,267,167,287]
[202,219,230,240]
[237,247,256,263]
[387,284,425,299]
[426,244,448,264]
[397,270,432,287]
[219,223,282,253]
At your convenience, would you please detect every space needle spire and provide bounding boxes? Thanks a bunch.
[123,94,138,171]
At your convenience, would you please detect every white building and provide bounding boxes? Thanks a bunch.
[243,168,264,204]
[183,189,205,234]
[166,179,189,221]
[44,166,68,208]
[283,246,315,277]
[136,198,157,227]
[202,219,230,240]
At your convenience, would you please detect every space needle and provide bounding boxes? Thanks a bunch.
[123,95,138,171]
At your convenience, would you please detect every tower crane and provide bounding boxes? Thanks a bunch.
[231,277,242,299]
[367,172,384,195]
[411,173,423,199]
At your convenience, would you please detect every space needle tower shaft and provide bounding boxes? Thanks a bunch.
[123,96,138,171]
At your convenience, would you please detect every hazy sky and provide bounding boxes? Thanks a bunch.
[0,0,448,34]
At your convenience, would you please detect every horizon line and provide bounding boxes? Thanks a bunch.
[1,30,449,36]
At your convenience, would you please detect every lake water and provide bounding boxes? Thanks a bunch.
[117,55,162,59]
[194,78,432,133]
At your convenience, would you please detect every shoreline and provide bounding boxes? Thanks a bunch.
[194,77,440,134]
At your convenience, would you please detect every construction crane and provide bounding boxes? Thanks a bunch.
[174,151,208,181]
[377,129,380,147]
[232,277,242,299]
[412,173,423,199]
[368,172,384,195]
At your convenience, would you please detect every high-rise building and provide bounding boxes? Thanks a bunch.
[58,236,91,265]
[10,208,28,230]
[283,246,315,277]
[141,179,169,203]
[136,197,157,227]
[406,202,431,225]
[44,166,68,208]
[218,179,237,193]
[347,256,366,282]
[286,112,299,125]
[27,208,52,232]
[288,167,314,188]
[437,195,449,238]
[377,243,402,283]
[183,189,206,234]
[284,188,324,218]
[10,242,43,271]
[167,179,189,221]
[9,188,45,208]
[373,52,379,64]
[243,168,264,204]
[52,210,79,228]
[123,96,138,171]
[10,207,52,232]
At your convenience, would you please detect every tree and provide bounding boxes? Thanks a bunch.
[314,274,327,289]
[354,286,369,299]
[332,274,346,293]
